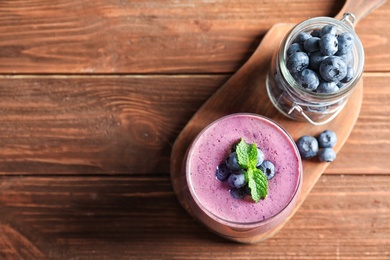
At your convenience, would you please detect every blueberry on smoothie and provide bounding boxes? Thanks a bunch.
[230,188,246,199]
[318,148,337,162]
[227,171,247,189]
[231,142,239,153]
[296,135,319,159]
[317,130,337,148]
[226,152,240,171]
[216,163,232,181]
[216,139,276,202]
[258,160,276,180]
[256,147,265,167]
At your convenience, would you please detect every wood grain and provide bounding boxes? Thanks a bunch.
[0,174,389,259]
[327,73,390,174]
[1,0,380,74]
[0,75,226,174]
[0,0,390,258]
[0,74,389,175]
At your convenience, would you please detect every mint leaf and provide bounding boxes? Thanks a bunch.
[237,138,268,202]
[247,168,268,203]
[236,138,258,169]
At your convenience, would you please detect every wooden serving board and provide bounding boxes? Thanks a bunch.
[170,0,386,243]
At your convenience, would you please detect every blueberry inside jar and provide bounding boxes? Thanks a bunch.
[266,15,364,125]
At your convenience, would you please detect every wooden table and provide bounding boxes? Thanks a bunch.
[1,0,389,259]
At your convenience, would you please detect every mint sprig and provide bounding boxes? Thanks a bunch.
[236,138,268,202]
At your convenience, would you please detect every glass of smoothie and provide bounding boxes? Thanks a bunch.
[180,113,302,243]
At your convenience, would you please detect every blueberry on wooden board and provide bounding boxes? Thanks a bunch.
[318,148,336,162]
[296,135,319,159]
[317,130,337,148]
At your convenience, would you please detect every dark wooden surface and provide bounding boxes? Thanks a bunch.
[1,0,390,259]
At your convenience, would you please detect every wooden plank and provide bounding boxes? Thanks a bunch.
[0,174,389,259]
[0,0,371,74]
[0,73,389,175]
[326,73,390,174]
[0,75,225,174]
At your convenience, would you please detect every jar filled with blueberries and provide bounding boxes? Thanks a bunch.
[266,14,364,125]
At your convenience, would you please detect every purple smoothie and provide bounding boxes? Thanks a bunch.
[186,113,301,225]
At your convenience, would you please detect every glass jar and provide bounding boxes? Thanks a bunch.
[266,14,364,125]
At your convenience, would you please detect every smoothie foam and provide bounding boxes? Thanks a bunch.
[187,114,301,224]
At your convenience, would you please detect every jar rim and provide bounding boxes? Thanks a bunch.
[280,16,365,101]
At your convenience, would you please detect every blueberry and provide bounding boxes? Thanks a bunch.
[244,184,251,195]
[336,32,354,55]
[227,171,247,188]
[318,148,336,162]
[256,148,265,167]
[317,130,337,148]
[296,135,319,159]
[297,69,319,91]
[319,33,338,56]
[230,187,245,199]
[337,81,346,89]
[287,43,304,57]
[320,24,338,37]
[316,81,339,93]
[294,32,311,44]
[226,152,240,171]
[257,160,276,180]
[319,56,348,82]
[231,142,239,153]
[337,50,353,64]
[216,163,232,181]
[286,52,309,74]
[309,51,327,71]
[311,29,321,38]
[304,37,320,53]
[341,65,354,83]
